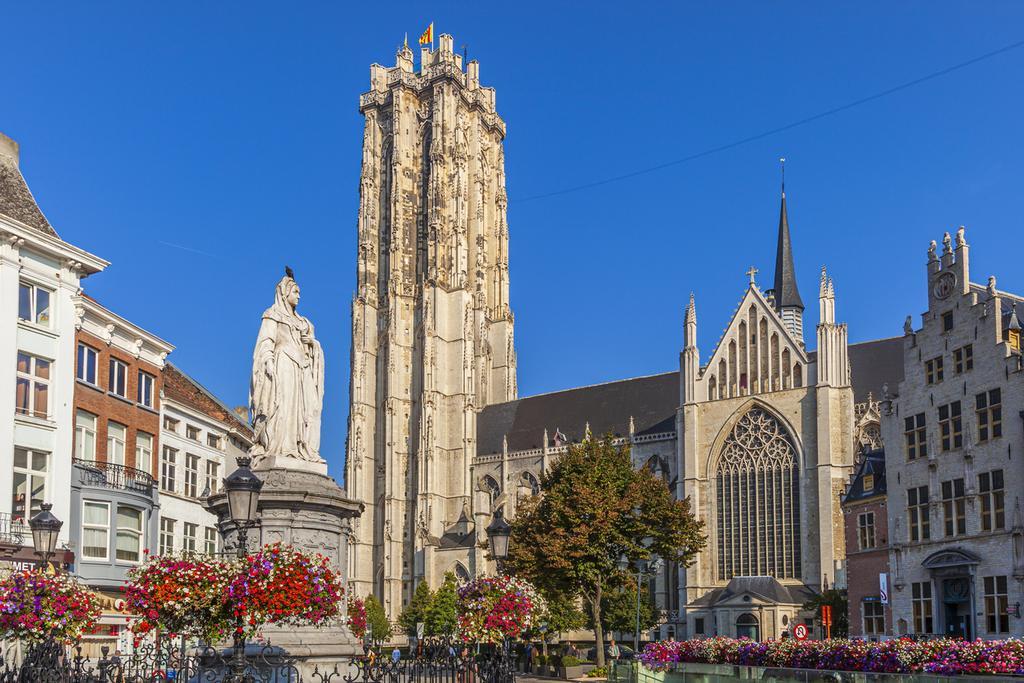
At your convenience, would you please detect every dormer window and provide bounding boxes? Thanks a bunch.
[862,474,874,493]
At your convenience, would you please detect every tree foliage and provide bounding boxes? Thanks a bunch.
[803,588,850,638]
[505,435,706,667]
[592,582,660,636]
[400,580,434,636]
[425,572,459,636]
[364,594,392,644]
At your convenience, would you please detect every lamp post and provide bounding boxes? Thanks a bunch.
[29,503,63,569]
[222,456,263,683]
[617,548,663,654]
[485,509,511,574]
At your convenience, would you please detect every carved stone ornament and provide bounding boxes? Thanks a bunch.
[932,271,956,299]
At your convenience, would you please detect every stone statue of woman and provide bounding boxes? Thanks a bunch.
[249,267,325,468]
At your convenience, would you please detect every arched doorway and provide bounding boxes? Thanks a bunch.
[736,613,760,640]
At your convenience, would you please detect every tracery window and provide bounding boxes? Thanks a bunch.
[715,408,801,580]
[483,475,501,509]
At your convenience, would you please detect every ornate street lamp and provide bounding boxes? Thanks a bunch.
[221,456,263,682]
[485,509,511,573]
[223,456,263,533]
[29,503,62,568]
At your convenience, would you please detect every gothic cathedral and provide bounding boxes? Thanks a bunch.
[346,36,901,637]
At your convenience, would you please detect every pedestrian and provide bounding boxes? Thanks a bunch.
[608,639,621,661]
[392,646,401,663]
[527,643,538,672]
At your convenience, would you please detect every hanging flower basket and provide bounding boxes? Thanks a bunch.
[230,543,344,632]
[0,569,101,643]
[123,551,237,643]
[347,596,367,639]
[456,575,545,644]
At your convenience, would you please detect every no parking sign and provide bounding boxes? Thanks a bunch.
[793,623,809,641]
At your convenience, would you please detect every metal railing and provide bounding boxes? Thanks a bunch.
[0,513,28,546]
[73,459,155,492]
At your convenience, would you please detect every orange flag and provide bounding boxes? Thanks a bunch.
[418,22,433,45]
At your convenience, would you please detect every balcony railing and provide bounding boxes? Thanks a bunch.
[0,512,28,546]
[73,459,155,492]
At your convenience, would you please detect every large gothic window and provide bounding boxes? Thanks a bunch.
[715,408,801,580]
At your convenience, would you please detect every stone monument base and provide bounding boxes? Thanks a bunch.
[205,459,365,675]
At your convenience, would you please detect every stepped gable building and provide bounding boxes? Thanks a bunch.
[882,228,1024,640]
[344,34,517,613]
[344,38,905,632]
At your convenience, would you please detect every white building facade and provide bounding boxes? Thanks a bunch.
[159,364,251,556]
[0,132,107,564]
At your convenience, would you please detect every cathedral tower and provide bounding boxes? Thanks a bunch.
[345,35,517,615]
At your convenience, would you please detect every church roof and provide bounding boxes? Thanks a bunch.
[0,133,58,237]
[476,372,679,456]
[478,337,905,456]
[771,191,803,311]
[808,336,905,403]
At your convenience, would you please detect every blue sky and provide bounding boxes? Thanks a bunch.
[5,2,1023,479]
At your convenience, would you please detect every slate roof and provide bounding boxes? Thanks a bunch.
[0,134,58,237]
[164,363,253,438]
[477,336,906,456]
[842,449,886,504]
[810,336,905,404]
[476,372,679,456]
[689,576,815,607]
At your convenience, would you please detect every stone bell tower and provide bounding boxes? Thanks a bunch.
[345,34,517,616]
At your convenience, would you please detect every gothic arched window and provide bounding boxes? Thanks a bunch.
[715,408,801,580]
[483,475,501,510]
[521,472,540,496]
[454,563,471,584]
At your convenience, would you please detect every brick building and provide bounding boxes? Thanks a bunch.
[70,293,172,593]
[842,449,892,639]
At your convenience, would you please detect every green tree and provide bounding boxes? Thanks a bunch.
[399,579,434,636]
[364,594,393,645]
[532,592,586,657]
[592,582,659,638]
[803,588,849,638]
[425,572,459,636]
[505,435,706,668]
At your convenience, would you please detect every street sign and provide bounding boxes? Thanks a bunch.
[880,573,889,605]
[793,624,809,641]
[417,622,425,639]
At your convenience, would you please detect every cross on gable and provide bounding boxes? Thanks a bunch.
[746,265,758,285]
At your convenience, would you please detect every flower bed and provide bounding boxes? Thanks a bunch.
[456,575,545,644]
[639,636,1024,676]
[0,569,101,643]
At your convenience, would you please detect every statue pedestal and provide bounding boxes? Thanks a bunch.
[205,461,365,674]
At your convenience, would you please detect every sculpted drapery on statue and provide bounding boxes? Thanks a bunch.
[249,267,325,466]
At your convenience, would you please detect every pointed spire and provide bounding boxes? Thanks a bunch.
[773,170,804,312]
[686,292,696,323]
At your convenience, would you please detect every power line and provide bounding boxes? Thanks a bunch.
[515,37,1024,203]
